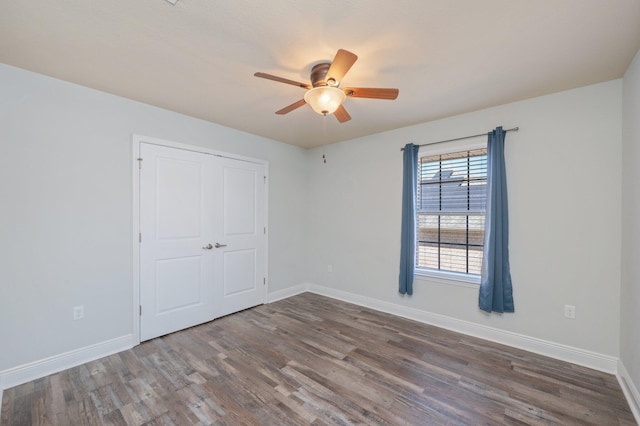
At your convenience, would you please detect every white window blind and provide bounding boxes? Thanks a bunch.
[416,148,488,275]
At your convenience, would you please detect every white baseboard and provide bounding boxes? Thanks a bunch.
[617,360,640,424]
[0,334,133,391]
[305,283,618,374]
[267,283,309,303]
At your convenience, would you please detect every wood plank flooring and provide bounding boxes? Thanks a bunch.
[1,293,636,425]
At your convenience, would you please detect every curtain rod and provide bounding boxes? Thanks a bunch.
[401,127,519,151]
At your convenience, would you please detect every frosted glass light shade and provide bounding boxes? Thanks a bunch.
[303,86,346,115]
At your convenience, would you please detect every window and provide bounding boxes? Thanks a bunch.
[416,146,487,278]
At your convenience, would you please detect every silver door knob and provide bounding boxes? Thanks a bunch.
[202,244,213,250]
[215,243,227,248]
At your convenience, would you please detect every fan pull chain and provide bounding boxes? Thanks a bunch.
[322,114,327,164]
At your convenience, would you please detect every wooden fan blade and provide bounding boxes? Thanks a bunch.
[343,87,399,100]
[275,99,306,115]
[254,72,311,89]
[326,49,358,84]
[334,104,351,123]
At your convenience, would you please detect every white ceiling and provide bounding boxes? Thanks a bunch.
[1,0,639,149]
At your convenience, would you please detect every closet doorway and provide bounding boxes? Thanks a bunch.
[134,137,267,342]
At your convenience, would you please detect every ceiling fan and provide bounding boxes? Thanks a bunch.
[254,49,399,123]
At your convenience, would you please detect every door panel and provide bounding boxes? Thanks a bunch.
[223,249,257,296]
[215,158,265,317]
[156,159,203,239]
[223,167,257,236]
[155,256,203,313]
[140,143,216,341]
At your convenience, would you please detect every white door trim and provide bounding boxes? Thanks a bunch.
[131,134,269,345]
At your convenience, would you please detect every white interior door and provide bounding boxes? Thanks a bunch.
[140,143,217,341]
[214,157,266,318]
[139,142,266,341]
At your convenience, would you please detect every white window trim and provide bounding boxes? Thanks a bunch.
[415,267,480,287]
[416,135,487,286]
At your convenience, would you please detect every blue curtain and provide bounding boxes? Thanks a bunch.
[399,143,420,295]
[479,127,514,313]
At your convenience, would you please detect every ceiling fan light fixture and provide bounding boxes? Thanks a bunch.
[254,49,397,123]
[303,86,346,115]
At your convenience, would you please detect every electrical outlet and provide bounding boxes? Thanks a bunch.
[327,264,333,273]
[73,305,84,320]
[564,304,576,319]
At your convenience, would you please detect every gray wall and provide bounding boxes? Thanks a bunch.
[307,80,623,357]
[621,48,640,399]
[0,64,308,371]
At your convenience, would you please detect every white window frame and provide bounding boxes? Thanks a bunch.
[414,136,487,286]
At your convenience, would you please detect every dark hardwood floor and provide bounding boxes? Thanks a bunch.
[1,293,636,425]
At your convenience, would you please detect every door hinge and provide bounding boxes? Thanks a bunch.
[264,175,267,184]
[263,277,266,286]
[137,157,143,169]
[139,232,142,243]
[139,305,142,316]
[264,227,266,235]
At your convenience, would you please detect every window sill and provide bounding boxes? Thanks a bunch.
[415,268,480,288]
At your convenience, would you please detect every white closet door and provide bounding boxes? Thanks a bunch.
[213,156,266,318]
[139,143,217,341]
[139,143,266,341]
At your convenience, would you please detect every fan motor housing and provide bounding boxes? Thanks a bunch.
[310,63,333,88]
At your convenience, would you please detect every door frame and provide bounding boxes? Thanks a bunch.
[131,134,269,345]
